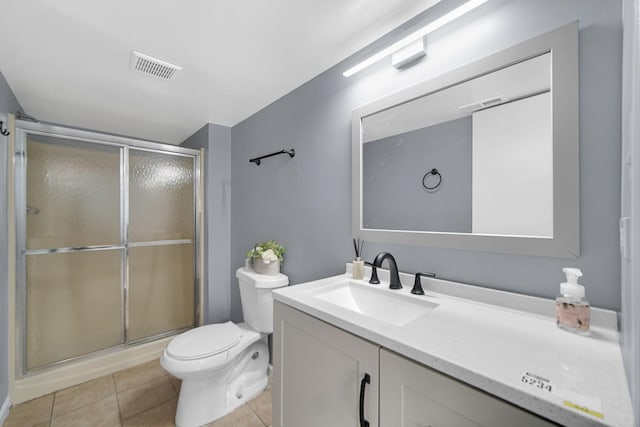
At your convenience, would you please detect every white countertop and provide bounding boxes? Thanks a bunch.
[272,265,634,427]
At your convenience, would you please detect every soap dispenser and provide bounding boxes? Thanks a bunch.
[556,268,590,335]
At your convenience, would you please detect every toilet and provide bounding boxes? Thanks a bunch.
[161,267,288,427]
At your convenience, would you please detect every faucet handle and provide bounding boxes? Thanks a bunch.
[411,272,436,295]
[364,261,380,285]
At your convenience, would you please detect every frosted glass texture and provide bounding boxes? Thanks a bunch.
[129,150,194,242]
[20,129,198,373]
[128,244,195,342]
[26,250,123,370]
[26,135,121,249]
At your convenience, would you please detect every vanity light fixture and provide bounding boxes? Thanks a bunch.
[342,0,489,77]
[391,38,427,69]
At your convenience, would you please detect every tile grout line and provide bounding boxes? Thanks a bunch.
[120,394,176,423]
[111,373,124,424]
[114,370,168,395]
[120,396,179,425]
[48,375,121,423]
[50,394,119,423]
[118,376,177,423]
[49,390,56,426]
[247,402,268,427]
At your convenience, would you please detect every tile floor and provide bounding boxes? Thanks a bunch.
[2,358,273,427]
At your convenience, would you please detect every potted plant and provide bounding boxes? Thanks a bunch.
[246,240,286,275]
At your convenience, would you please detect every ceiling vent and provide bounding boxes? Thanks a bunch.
[458,96,506,113]
[129,51,182,80]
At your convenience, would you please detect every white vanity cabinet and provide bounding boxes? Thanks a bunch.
[379,349,556,427]
[273,302,379,427]
[274,302,556,427]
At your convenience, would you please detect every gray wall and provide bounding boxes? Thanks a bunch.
[230,0,623,331]
[363,117,472,232]
[0,71,22,408]
[181,123,232,324]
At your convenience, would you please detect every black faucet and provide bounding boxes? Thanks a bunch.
[372,252,402,289]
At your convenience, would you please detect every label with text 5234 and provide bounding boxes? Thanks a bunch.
[520,372,554,393]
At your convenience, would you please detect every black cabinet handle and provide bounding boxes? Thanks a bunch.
[359,373,371,427]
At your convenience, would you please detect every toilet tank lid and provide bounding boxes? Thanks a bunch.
[236,267,289,288]
[166,322,242,361]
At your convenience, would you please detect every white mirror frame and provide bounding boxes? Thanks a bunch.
[352,22,579,258]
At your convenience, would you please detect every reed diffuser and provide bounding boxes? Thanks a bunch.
[352,238,365,280]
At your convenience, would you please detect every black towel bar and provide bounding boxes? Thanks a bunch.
[249,149,295,166]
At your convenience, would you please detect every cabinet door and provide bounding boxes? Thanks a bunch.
[274,302,379,427]
[380,349,556,427]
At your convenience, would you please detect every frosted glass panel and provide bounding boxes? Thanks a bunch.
[26,135,121,249]
[129,151,194,242]
[128,244,194,341]
[20,128,199,373]
[26,250,123,370]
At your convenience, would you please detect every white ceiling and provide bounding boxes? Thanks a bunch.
[0,0,441,144]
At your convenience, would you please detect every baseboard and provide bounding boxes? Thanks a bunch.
[0,395,10,426]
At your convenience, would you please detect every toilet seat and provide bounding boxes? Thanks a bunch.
[166,321,242,361]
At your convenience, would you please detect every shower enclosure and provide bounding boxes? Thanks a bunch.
[13,121,201,376]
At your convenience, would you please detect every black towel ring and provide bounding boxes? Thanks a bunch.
[422,168,442,190]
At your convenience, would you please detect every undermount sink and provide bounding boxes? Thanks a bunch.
[310,280,438,327]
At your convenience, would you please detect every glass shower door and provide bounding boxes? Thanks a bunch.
[127,150,195,342]
[17,125,200,374]
[23,135,124,370]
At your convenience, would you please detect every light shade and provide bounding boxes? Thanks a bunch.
[391,38,427,69]
[342,0,489,77]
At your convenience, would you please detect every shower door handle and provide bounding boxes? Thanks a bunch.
[67,245,114,251]
[24,244,124,256]
[359,373,370,427]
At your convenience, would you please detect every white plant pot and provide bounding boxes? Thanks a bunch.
[252,258,281,275]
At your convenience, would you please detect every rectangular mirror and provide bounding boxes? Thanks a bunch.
[352,22,579,257]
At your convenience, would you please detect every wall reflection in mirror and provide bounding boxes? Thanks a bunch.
[362,53,552,237]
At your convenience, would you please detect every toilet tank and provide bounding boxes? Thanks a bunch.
[236,267,289,333]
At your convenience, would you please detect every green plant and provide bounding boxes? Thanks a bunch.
[246,240,286,262]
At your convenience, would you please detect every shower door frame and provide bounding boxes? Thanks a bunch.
[13,121,202,377]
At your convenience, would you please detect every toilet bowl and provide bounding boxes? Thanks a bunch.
[161,267,288,427]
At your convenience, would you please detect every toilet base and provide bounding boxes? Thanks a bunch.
[174,340,269,427]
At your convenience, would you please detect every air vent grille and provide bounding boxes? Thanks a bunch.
[129,51,182,80]
[458,96,506,113]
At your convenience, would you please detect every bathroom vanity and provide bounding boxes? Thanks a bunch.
[272,266,634,427]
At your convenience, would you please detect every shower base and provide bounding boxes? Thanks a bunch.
[10,336,172,404]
